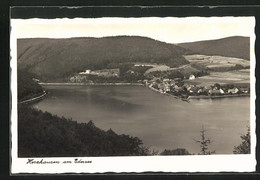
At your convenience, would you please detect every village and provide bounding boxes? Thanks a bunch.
[144,75,250,100]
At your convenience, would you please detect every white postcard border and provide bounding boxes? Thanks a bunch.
[10,17,256,174]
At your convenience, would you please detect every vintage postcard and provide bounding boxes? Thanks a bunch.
[10,16,256,173]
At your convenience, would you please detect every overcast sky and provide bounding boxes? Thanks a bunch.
[13,17,255,44]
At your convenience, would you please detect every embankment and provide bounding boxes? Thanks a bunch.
[39,82,143,86]
[18,91,47,104]
[188,94,250,99]
[147,85,181,99]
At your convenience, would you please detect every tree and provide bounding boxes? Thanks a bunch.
[227,84,234,89]
[194,126,215,155]
[18,106,148,157]
[160,148,191,155]
[233,126,251,154]
[167,70,184,80]
[137,145,159,156]
[214,83,221,90]
[18,70,43,101]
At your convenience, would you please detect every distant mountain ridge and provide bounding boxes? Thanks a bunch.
[178,36,250,60]
[17,36,190,81]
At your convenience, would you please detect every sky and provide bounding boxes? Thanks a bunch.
[12,17,255,44]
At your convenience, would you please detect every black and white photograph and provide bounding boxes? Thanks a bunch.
[10,15,256,173]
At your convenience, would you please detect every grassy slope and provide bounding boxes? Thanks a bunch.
[178,36,250,60]
[17,36,190,81]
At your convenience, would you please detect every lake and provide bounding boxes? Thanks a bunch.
[34,85,250,154]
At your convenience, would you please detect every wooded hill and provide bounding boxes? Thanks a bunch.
[17,36,190,81]
[18,105,148,157]
[178,36,250,60]
[18,70,43,101]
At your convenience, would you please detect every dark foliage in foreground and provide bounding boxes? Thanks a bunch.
[194,126,216,155]
[160,148,191,155]
[18,70,43,101]
[18,106,145,157]
[233,126,250,154]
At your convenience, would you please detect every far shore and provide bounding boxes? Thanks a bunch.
[147,85,249,102]
[39,82,144,86]
[147,85,179,99]
[188,94,250,99]
[147,86,190,102]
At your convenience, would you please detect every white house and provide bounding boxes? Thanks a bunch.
[32,78,40,82]
[239,87,249,93]
[219,88,225,94]
[209,89,221,95]
[79,69,91,75]
[228,88,239,94]
[189,75,195,80]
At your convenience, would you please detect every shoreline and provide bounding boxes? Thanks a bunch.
[147,86,249,101]
[147,85,186,100]
[188,94,250,99]
[37,82,249,101]
[18,91,47,104]
[39,82,144,86]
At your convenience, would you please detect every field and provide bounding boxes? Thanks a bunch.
[144,54,250,77]
[144,64,172,74]
[144,64,197,75]
[184,69,250,87]
[184,54,250,70]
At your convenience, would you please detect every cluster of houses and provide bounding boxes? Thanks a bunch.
[144,78,249,97]
[144,78,180,94]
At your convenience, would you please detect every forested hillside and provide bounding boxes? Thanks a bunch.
[17,36,190,81]
[178,36,250,60]
[18,106,148,157]
[18,70,43,101]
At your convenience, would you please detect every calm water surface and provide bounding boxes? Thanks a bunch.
[34,85,250,154]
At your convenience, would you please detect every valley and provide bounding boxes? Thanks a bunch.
[16,35,252,156]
